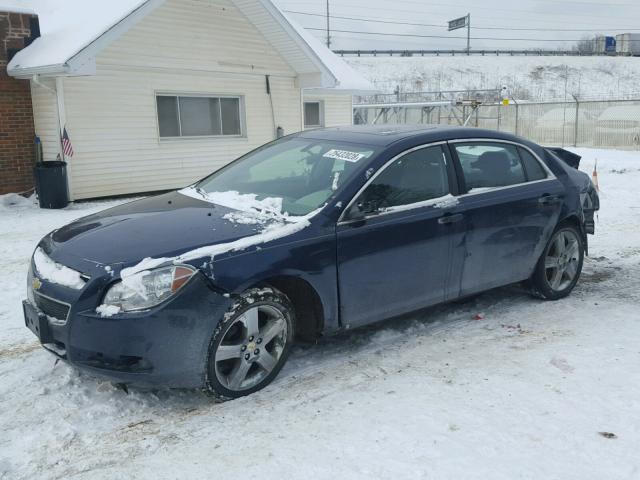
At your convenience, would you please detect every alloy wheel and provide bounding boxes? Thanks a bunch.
[544,229,581,292]
[214,305,288,392]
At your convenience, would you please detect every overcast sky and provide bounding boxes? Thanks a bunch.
[275,0,640,51]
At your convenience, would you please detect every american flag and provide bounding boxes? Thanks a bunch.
[61,127,74,157]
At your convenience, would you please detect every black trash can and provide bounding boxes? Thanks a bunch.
[34,161,69,209]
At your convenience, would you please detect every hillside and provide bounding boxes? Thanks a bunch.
[346,56,640,101]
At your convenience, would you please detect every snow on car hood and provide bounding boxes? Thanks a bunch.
[45,191,315,272]
[33,247,86,290]
[178,187,286,221]
[121,189,319,278]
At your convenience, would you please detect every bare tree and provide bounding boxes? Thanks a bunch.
[573,35,601,54]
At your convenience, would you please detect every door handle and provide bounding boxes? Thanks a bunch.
[538,194,561,206]
[438,213,464,225]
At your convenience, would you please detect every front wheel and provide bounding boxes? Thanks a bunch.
[529,224,584,300]
[205,287,294,400]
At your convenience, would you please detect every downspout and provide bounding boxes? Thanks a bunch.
[265,75,279,139]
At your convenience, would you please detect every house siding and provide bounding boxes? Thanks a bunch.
[52,0,302,200]
[304,93,354,128]
[30,79,59,163]
[27,0,358,200]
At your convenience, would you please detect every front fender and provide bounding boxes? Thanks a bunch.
[204,229,340,334]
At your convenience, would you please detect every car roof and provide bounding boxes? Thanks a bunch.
[297,124,528,147]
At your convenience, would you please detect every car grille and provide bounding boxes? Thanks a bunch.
[34,292,70,325]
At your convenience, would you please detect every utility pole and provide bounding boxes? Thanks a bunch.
[466,13,471,55]
[326,0,331,48]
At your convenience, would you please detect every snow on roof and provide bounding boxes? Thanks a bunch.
[0,1,36,15]
[6,0,376,93]
[7,0,149,75]
[283,12,376,94]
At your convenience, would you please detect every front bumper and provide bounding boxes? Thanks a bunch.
[24,273,232,388]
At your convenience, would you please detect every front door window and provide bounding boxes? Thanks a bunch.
[349,145,451,217]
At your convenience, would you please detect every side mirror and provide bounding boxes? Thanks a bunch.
[347,200,378,221]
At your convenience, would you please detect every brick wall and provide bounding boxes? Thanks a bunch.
[0,12,38,195]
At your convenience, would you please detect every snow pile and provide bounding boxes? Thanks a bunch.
[33,247,85,290]
[0,193,36,210]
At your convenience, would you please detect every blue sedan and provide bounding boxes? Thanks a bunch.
[24,125,599,399]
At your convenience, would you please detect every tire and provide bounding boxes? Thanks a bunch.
[205,287,295,401]
[528,223,585,300]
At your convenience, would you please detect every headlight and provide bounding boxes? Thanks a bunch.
[103,265,196,312]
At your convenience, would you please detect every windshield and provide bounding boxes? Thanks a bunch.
[194,137,378,216]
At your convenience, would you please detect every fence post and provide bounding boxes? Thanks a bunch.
[572,94,579,147]
[513,99,519,136]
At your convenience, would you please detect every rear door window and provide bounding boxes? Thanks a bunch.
[454,142,526,191]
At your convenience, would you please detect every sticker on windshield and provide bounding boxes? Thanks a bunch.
[323,149,367,163]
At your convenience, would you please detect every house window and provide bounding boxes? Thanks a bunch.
[304,101,324,128]
[156,94,243,138]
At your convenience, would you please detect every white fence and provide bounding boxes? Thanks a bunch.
[354,99,640,150]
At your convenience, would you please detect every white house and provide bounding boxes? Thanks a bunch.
[7,0,374,200]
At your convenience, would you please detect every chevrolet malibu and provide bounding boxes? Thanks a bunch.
[24,126,599,399]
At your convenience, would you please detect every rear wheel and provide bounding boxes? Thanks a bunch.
[529,224,584,300]
[205,287,294,400]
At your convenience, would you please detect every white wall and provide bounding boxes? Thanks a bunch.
[304,93,354,128]
[49,0,303,200]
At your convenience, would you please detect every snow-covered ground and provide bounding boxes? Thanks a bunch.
[1,149,639,479]
[347,56,640,101]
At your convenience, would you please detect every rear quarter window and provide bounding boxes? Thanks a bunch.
[518,148,548,182]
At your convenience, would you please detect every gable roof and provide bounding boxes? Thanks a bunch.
[6,0,375,93]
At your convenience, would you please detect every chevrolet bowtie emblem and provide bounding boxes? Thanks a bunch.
[32,277,42,291]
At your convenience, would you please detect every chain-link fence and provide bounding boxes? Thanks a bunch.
[354,98,640,150]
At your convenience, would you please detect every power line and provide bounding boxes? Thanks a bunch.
[283,0,640,6]
[282,0,640,20]
[286,10,444,27]
[282,1,640,28]
[286,10,640,32]
[304,27,640,42]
